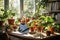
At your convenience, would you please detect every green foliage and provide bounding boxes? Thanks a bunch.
[0,9,15,21]
[28,15,55,27]
[45,16,54,26]
[39,16,45,20]
[0,9,8,21]
[54,24,60,30]
[7,10,15,18]
[35,0,48,16]
[39,16,55,27]
[45,16,54,23]
[41,0,48,8]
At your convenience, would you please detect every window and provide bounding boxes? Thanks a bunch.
[9,0,47,18]
[23,0,35,17]
[9,0,20,18]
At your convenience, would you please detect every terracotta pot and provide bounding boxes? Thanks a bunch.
[0,21,4,26]
[30,27,34,32]
[13,25,17,31]
[33,25,37,30]
[46,31,51,36]
[37,26,41,32]
[41,26,45,32]
[49,27,54,34]
[8,19,15,25]
[25,18,30,23]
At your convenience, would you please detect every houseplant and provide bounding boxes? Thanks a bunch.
[44,16,55,34]
[39,15,55,35]
[0,9,8,26]
[7,10,15,25]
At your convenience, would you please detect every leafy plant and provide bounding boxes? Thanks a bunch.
[54,24,60,32]
[45,16,54,23]
[0,9,15,21]
[45,16,55,27]
[0,9,8,21]
[39,16,55,27]
[7,10,15,19]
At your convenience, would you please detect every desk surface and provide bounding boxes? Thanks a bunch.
[8,31,60,40]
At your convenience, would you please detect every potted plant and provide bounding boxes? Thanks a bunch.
[46,16,54,33]
[44,16,55,34]
[0,9,8,26]
[38,16,46,32]
[7,10,15,25]
[8,17,15,25]
[46,30,51,36]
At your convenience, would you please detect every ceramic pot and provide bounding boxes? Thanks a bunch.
[41,26,45,32]
[8,19,15,25]
[37,26,41,32]
[49,27,54,34]
[30,27,34,32]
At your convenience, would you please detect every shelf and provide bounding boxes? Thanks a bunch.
[48,0,60,3]
[49,10,60,13]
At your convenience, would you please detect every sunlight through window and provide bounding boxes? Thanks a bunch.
[9,0,20,18]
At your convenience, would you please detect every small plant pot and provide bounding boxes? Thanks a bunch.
[49,27,54,34]
[37,26,41,32]
[33,25,37,31]
[46,31,51,36]
[29,27,36,34]
[30,27,34,32]
[0,21,4,26]
[8,19,15,25]
[25,18,30,23]
[13,27,17,31]
[41,26,45,32]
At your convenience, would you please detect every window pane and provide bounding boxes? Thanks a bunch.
[9,0,20,18]
[23,0,35,17]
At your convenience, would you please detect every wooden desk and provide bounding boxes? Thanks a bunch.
[8,31,60,40]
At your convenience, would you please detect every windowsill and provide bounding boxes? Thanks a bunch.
[8,31,60,40]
